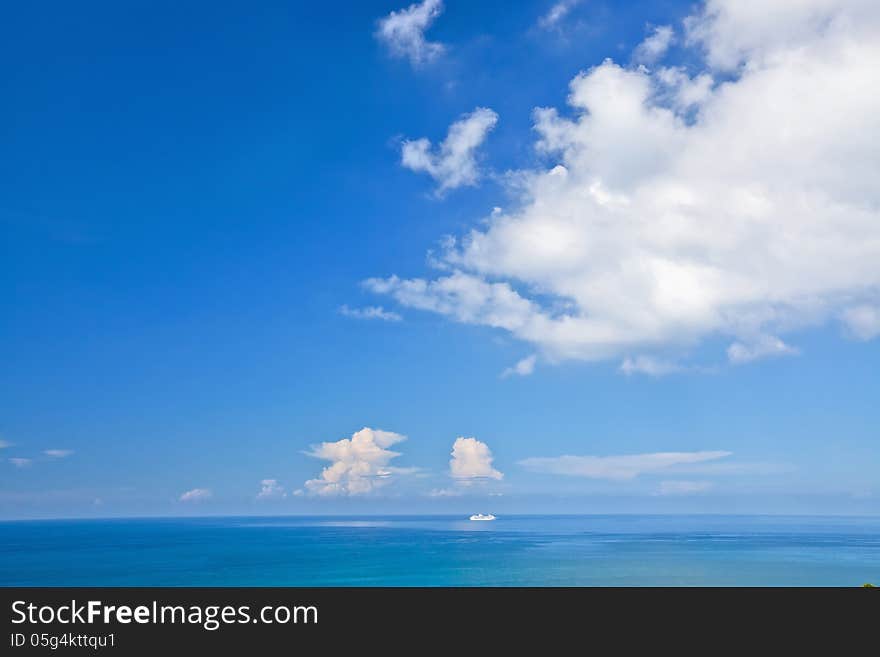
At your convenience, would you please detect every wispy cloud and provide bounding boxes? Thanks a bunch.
[256,479,286,500]
[339,305,402,322]
[376,0,445,67]
[9,457,32,468]
[727,336,798,364]
[842,304,880,341]
[620,355,682,377]
[654,480,713,496]
[538,0,580,30]
[401,107,498,194]
[633,25,674,63]
[179,488,212,502]
[668,461,795,476]
[519,451,732,481]
[501,354,537,378]
[44,449,74,459]
[426,487,463,497]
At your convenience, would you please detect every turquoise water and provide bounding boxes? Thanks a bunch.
[2,515,878,586]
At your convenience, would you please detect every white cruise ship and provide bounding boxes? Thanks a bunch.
[469,513,496,521]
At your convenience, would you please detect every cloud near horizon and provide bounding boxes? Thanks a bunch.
[368,0,880,373]
[654,480,713,496]
[303,427,414,496]
[449,437,503,483]
[519,451,732,481]
[179,488,212,502]
[257,479,286,500]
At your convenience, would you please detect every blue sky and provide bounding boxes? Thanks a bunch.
[2,0,878,519]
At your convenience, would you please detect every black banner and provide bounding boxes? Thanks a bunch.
[1,587,875,653]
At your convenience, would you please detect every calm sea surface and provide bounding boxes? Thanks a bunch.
[2,515,878,586]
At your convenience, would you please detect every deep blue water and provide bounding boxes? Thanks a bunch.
[2,515,879,586]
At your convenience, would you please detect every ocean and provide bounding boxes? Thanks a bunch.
[2,515,878,586]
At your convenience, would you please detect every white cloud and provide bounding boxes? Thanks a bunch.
[426,487,463,497]
[449,437,503,482]
[9,458,31,468]
[655,66,714,110]
[339,305,402,321]
[401,107,498,194]
[303,427,412,496]
[670,460,793,476]
[654,480,713,496]
[501,354,537,378]
[0,440,10,449]
[363,271,539,334]
[519,451,732,481]
[842,304,880,341]
[620,355,682,376]
[633,25,674,63]
[538,0,580,30]
[376,0,445,67]
[727,335,798,364]
[179,488,212,502]
[257,479,286,500]
[369,0,880,370]
[683,0,877,72]
[44,449,74,458]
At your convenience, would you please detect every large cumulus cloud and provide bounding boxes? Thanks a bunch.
[368,0,880,372]
[303,427,413,496]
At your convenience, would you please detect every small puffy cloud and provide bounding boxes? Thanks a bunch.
[9,458,31,468]
[727,335,798,364]
[257,479,286,500]
[538,0,580,30]
[519,451,731,481]
[401,107,498,194]
[376,0,445,67]
[304,427,410,496]
[633,25,674,63]
[44,449,74,458]
[654,480,713,496]
[179,488,212,502]
[501,354,537,378]
[339,305,402,322]
[842,304,880,341]
[450,437,503,482]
